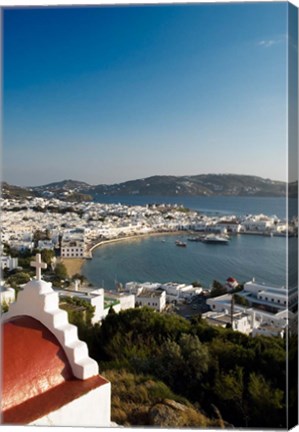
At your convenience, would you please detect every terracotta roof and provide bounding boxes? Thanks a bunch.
[227,277,237,283]
[1,316,108,425]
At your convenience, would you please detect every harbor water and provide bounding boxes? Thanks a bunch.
[82,195,297,290]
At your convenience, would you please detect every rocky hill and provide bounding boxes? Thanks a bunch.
[1,182,37,199]
[3,174,290,199]
[88,174,286,197]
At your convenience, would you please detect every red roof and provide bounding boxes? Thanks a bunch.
[227,277,237,283]
[1,316,108,425]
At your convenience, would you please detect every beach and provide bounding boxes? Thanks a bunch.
[61,258,85,278]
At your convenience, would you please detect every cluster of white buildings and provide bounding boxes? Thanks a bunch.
[1,196,297,340]
[203,279,297,337]
[56,280,135,324]
[1,197,296,260]
[124,281,202,311]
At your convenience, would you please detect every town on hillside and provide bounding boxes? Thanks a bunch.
[1,195,298,339]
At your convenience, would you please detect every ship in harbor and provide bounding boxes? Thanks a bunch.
[202,234,230,244]
[175,240,187,247]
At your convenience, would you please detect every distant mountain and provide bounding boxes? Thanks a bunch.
[30,179,91,193]
[1,182,37,199]
[3,174,290,200]
[87,174,286,197]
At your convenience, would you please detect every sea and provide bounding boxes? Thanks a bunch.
[81,195,298,291]
[93,194,297,220]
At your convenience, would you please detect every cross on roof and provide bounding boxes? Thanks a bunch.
[30,253,47,281]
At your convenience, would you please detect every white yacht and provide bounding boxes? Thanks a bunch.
[202,234,229,244]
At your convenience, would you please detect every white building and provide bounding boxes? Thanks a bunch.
[216,220,242,233]
[1,256,18,271]
[57,281,135,324]
[125,281,202,304]
[202,310,252,335]
[241,280,297,312]
[102,291,135,319]
[61,239,86,258]
[161,282,202,302]
[206,281,294,338]
[136,289,166,312]
[224,277,239,291]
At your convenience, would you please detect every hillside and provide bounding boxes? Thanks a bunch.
[1,182,38,199]
[3,174,288,199]
[88,174,286,197]
[33,174,287,197]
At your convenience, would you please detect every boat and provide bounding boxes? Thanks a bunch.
[175,240,187,247]
[187,237,202,242]
[202,234,229,244]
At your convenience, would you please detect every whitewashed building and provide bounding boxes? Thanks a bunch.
[202,310,252,335]
[61,239,86,258]
[1,256,18,271]
[136,289,166,312]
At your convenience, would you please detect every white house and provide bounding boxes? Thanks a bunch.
[57,281,135,324]
[61,239,86,258]
[202,310,252,335]
[136,289,166,312]
[241,280,297,312]
[1,256,18,271]
[224,277,239,291]
[216,220,242,233]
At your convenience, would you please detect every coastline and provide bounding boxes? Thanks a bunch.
[62,231,184,277]
[89,230,183,253]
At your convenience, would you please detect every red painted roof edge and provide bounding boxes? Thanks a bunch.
[2,374,109,425]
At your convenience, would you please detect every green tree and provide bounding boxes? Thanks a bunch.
[7,271,31,288]
[214,366,248,426]
[233,293,249,307]
[248,372,285,427]
[54,262,68,280]
[41,249,55,266]
[210,280,226,298]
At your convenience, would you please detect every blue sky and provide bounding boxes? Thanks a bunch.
[3,3,288,186]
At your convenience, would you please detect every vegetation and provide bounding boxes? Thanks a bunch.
[52,262,68,286]
[6,271,31,289]
[1,301,9,314]
[75,307,289,428]
[234,293,250,307]
[60,296,95,328]
[103,369,218,427]
[210,280,227,297]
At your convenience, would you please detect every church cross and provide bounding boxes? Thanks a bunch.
[30,253,47,281]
